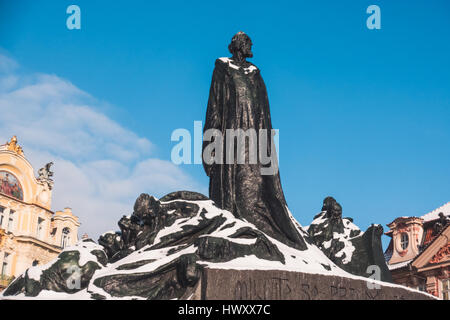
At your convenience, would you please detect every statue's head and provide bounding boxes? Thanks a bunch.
[322,196,342,220]
[228,31,253,62]
[438,212,448,223]
[322,196,336,212]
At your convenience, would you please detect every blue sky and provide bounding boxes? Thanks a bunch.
[0,0,449,248]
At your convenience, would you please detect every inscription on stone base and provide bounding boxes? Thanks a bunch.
[198,268,434,300]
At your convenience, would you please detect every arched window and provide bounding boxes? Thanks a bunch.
[400,233,409,250]
[61,227,71,248]
[0,171,24,201]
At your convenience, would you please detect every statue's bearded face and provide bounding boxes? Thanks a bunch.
[241,37,253,58]
[331,203,342,218]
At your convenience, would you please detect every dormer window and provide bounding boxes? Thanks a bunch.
[400,233,409,250]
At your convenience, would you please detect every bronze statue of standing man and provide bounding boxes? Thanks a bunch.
[202,32,307,250]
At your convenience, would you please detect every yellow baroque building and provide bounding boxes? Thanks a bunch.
[0,136,80,291]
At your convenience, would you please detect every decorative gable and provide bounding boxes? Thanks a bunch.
[429,243,450,264]
[412,224,450,271]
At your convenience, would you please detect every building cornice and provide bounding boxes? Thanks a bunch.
[52,214,81,227]
[14,235,62,253]
[0,192,54,215]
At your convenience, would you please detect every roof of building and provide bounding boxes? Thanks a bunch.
[388,259,413,271]
[385,202,450,266]
[384,240,393,263]
[412,222,450,266]
[422,226,435,247]
[421,202,450,222]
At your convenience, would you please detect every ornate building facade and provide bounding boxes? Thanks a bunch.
[384,202,450,299]
[0,137,80,291]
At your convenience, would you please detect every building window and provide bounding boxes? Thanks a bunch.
[0,206,4,227]
[61,227,71,248]
[1,253,9,277]
[442,279,450,300]
[400,233,409,250]
[7,210,14,232]
[416,283,426,292]
[37,218,44,240]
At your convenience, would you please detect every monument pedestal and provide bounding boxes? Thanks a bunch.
[192,268,434,300]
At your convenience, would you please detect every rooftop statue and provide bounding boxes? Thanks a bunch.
[434,212,450,233]
[37,162,54,190]
[5,136,24,156]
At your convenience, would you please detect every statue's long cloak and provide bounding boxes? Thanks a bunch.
[203,58,306,250]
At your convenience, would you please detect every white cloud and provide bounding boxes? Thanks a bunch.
[0,54,18,73]
[0,53,206,238]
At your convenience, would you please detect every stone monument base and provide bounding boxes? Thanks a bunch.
[191,268,433,300]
